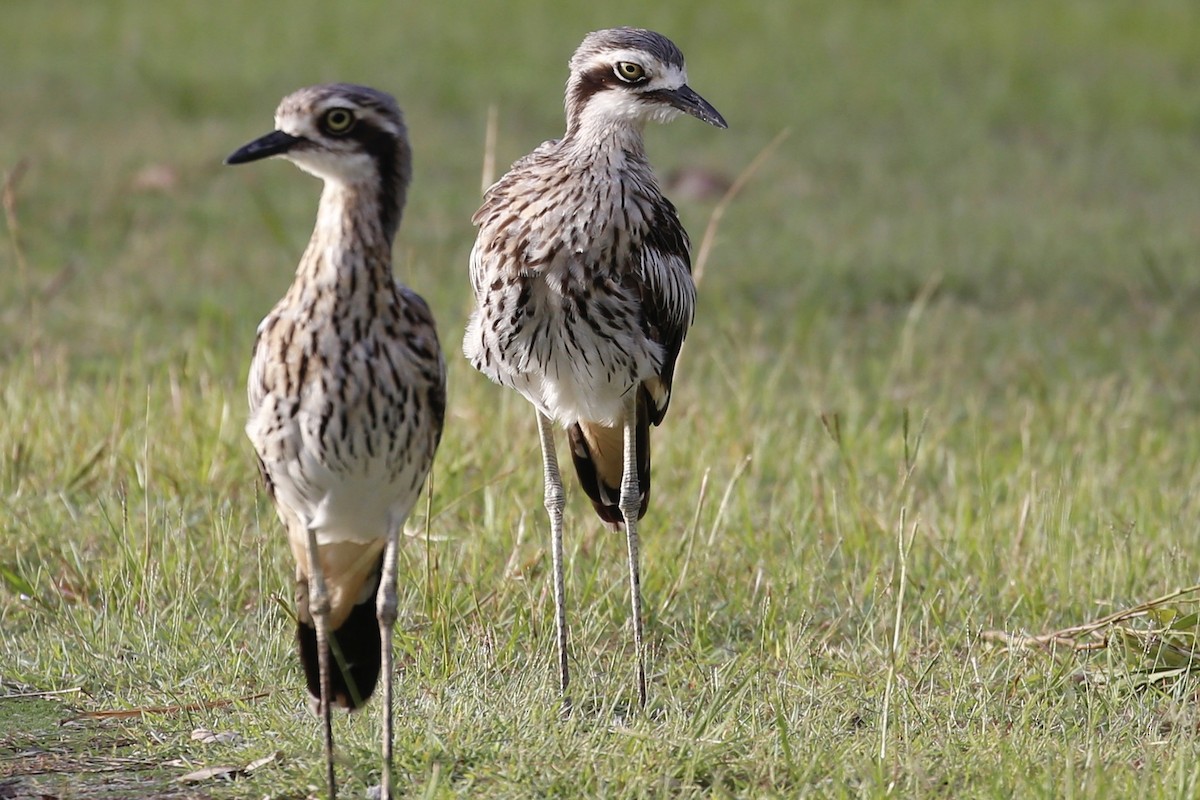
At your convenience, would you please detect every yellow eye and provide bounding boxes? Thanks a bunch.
[321,108,356,135]
[615,62,646,82]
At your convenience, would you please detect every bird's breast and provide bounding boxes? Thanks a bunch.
[464,260,662,427]
[249,299,444,532]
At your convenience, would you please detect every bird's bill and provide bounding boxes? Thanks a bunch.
[664,85,728,129]
[225,130,304,165]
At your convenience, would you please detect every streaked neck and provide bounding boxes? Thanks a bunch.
[295,180,396,295]
[563,111,649,160]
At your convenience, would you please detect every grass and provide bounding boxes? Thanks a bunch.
[3,0,1200,796]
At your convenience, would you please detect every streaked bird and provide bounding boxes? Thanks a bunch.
[464,28,727,708]
[226,83,446,799]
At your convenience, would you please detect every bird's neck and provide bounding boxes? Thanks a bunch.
[562,114,650,163]
[293,180,399,298]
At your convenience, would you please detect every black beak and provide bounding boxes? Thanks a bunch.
[665,84,728,129]
[225,130,304,165]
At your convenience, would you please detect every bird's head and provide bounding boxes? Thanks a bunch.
[564,28,727,137]
[226,83,411,188]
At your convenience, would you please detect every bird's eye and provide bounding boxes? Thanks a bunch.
[320,108,356,136]
[614,62,646,82]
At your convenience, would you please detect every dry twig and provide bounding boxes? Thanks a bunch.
[982,583,1200,656]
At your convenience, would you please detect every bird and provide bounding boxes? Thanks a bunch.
[226,83,446,800]
[463,27,727,709]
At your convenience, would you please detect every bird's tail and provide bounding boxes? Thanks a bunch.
[294,541,385,710]
[568,387,651,526]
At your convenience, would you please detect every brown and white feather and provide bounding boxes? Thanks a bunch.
[464,28,724,524]
[236,84,445,707]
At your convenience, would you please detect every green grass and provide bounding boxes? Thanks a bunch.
[4,0,1200,796]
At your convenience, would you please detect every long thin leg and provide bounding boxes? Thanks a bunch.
[618,393,648,709]
[303,529,338,799]
[536,411,570,710]
[377,528,401,800]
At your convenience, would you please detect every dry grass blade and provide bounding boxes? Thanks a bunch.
[980,628,1110,652]
[177,765,242,784]
[481,103,499,194]
[177,752,279,785]
[692,129,791,286]
[70,691,272,720]
[3,158,31,285]
[880,508,915,761]
[1,686,83,700]
[704,455,752,548]
[659,468,711,615]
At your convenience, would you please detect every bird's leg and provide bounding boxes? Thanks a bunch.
[376,527,400,800]
[303,528,338,799]
[536,411,570,711]
[618,393,648,709]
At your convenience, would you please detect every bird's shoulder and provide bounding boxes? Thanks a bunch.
[394,283,439,344]
[472,139,568,226]
[393,283,448,435]
[394,285,447,375]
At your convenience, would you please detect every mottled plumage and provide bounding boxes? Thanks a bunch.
[227,83,444,800]
[464,28,726,707]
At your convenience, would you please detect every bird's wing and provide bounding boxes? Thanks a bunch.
[469,140,563,294]
[396,284,448,449]
[636,196,697,425]
[247,318,271,422]
[245,319,283,502]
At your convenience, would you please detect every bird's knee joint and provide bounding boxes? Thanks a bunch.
[618,485,639,520]
[544,486,565,513]
[619,501,639,524]
[308,587,331,618]
[377,594,399,627]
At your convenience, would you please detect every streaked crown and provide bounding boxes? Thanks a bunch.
[564,28,727,133]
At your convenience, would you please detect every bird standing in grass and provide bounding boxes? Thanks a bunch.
[226,83,445,800]
[464,28,726,708]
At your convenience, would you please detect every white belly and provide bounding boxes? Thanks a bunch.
[464,284,661,427]
[247,390,433,547]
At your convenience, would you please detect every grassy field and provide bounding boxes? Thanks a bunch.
[4,0,1200,796]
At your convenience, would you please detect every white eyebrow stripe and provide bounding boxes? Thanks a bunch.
[577,51,686,75]
[653,64,688,87]
[576,56,689,90]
